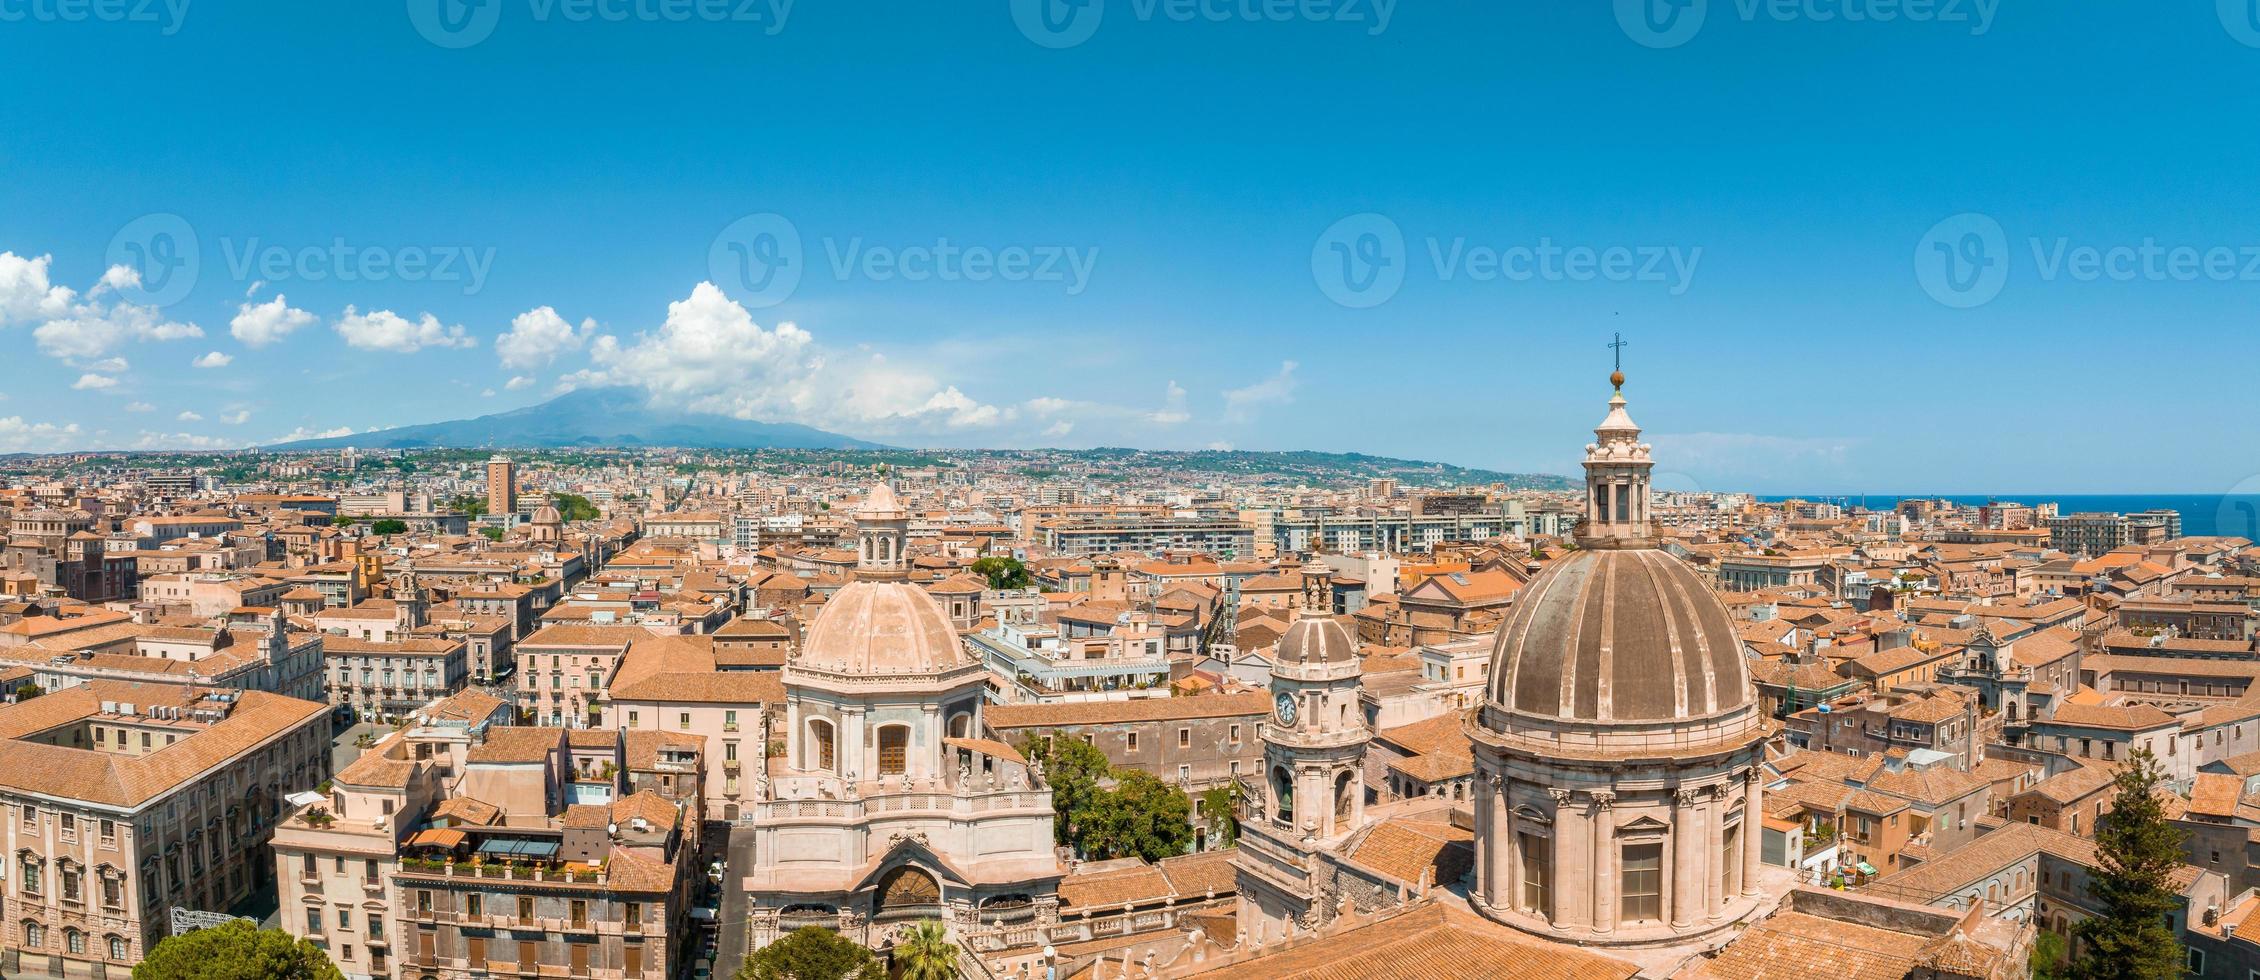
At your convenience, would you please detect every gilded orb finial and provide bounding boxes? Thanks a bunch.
[1610,369,1625,390]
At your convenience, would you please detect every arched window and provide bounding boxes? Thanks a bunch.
[107,935,126,960]
[1334,771,1356,824]
[807,718,837,773]
[877,725,910,776]
[21,921,41,948]
[65,928,83,955]
[1272,766,1295,827]
[948,712,972,740]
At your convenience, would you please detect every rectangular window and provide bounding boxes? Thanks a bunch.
[1179,728,1191,748]
[305,908,322,934]
[1127,733,1139,752]
[467,893,482,916]
[1520,832,1549,913]
[1621,842,1663,922]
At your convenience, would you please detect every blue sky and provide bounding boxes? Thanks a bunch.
[2,0,2259,494]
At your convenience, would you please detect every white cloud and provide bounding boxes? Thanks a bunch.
[0,253,72,326]
[1223,360,1298,421]
[268,425,355,444]
[568,282,1008,436]
[0,254,203,360]
[192,351,233,369]
[1206,441,1235,451]
[495,306,596,371]
[90,357,128,373]
[230,294,315,347]
[1145,381,1190,424]
[480,388,497,397]
[505,375,535,391]
[71,374,118,390]
[176,410,204,422]
[220,409,252,425]
[0,416,81,452]
[123,401,153,413]
[333,307,475,353]
[131,431,235,450]
[33,296,202,360]
[1042,420,1074,438]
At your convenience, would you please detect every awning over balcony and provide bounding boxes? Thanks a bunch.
[476,838,561,860]
[408,828,466,850]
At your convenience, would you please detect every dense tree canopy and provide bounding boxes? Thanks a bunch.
[970,556,1033,590]
[1023,734,1195,862]
[551,492,602,521]
[132,920,342,980]
[738,926,883,980]
[369,518,409,535]
[893,920,957,980]
[2071,749,2187,980]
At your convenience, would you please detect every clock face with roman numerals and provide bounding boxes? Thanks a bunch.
[1274,691,1297,726]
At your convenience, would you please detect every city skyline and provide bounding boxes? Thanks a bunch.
[5,3,2260,494]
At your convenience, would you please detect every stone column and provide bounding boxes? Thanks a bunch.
[1742,771,1764,897]
[1548,788,1583,930]
[1499,777,1521,912]
[1670,787,1699,930]
[1704,788,1724,919]
[1590,791,1616,935]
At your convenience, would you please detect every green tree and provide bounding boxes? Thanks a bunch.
[970,556,1033,590]
[370,518,409,535]
[13,681,41,701]
[1021,734,1193,862]
[2070,748,2186,980]
[1083,769,1194,862]
[445,493,488,517]
[2032,931,2071,980]
[738,926,883,980]
[551,492,602,521]
[133,920,343,980]
[1201,783,1242,848]
[893,920,958,980]
[329,514,356,527]
[479,527,505,542]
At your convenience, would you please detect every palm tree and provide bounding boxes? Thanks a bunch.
[893,920,957,980]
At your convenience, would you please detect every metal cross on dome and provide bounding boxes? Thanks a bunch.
[1608,332,1628,371]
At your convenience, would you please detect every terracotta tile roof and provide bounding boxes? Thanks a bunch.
[2191,772,2243,819]
[1187,902,1636,980]
[1156,849,1236,899]
[1345,818,1472,886]
[2016,764,2119,805]
[468,726,566,764]
[0,683,325,809]
[2044,702,2179,731]
[1059,861,1174,910]
[1685,909,1929,980]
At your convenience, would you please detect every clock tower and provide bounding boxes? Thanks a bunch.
[1232,557,1371,940]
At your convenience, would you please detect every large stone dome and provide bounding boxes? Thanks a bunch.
[1485,547,1749,723]
[794,580,967,676]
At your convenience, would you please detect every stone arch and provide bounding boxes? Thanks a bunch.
[1334,770,1356,824]
[873,864,943,921]
[1272,766,1296,826]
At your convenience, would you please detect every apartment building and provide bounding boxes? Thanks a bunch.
[1038,516,1255,558]
[0,681,329,976]
[324,636,471,724]
[514,625,645,728]
[273,722,697,980]
[985,692,1270,796]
